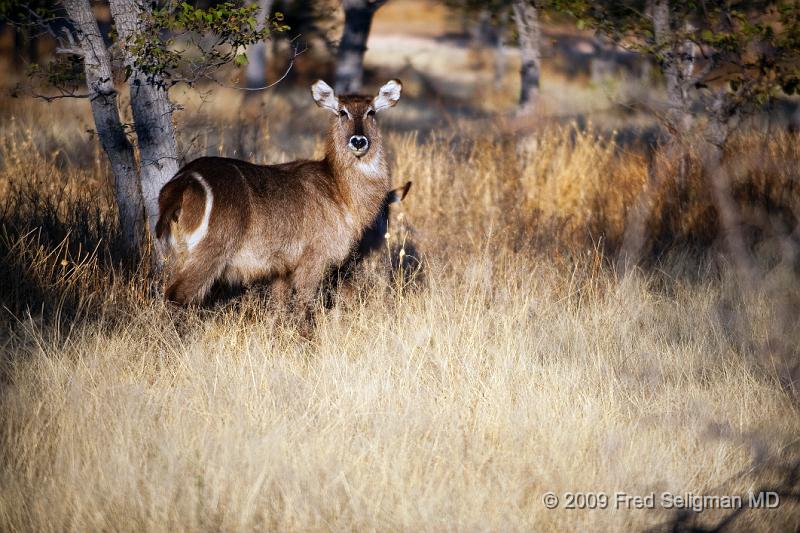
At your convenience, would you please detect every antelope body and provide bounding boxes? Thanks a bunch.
[332,181,412,293]
[155,79,402,310]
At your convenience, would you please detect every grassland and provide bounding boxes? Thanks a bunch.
[0,65,799,532]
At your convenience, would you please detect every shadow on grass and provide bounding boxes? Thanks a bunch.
[0,183,161,349]
[647,454,800,533]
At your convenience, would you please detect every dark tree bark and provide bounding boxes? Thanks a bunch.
[511,0,541,112]
[244,0,274,91]
[335,0,387,94]
[62,0,144,254]
[108,0,180,261]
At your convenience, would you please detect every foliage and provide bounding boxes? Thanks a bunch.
[0,0,61,26]
[25,54,85,93]
[0,0,86,99]
[123,1,290,88]
[272,0,338,50]
[1,0,291,94]
[554,1,800,128]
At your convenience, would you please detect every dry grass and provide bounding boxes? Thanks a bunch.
[1,87,799,532]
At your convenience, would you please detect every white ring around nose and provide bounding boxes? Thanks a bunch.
[349,135,369,148]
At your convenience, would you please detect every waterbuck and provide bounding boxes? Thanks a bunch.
[155,79,402,314]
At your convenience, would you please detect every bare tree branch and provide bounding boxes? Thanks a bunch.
[31,90,92,101]
[238,40,306,91]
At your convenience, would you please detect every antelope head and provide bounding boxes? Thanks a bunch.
[311,79,402,158]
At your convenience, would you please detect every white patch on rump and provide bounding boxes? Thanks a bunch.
[186,172,213,251]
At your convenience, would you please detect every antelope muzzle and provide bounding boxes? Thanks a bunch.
[348,135,369,157]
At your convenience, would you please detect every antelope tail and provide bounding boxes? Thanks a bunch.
[155,173,192,240]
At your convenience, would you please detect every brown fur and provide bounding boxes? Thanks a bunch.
[329,182,413,303]
[157,80,402,315]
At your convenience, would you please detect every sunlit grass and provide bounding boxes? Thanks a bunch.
[0,88,798,532]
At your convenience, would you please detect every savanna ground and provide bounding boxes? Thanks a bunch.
[2,2,800,531]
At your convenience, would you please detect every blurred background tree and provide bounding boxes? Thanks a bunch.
[335,0,388,92]
[445,0,544,113]
[244,0,274,91]
[555,1,800,155]
[552,0,800,271]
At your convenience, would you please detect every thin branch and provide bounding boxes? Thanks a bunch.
[31,91,92,102]
[207,38,307,92]
[55,47,84,56]
[239,42,306,91]
[7,4,76,47]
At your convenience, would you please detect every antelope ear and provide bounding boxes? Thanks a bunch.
[311,80,339,113]
[388,181,412,204]
[373,79,402,112]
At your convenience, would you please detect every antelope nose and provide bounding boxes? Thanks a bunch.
[349,135,368,151]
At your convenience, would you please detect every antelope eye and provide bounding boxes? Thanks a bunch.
[339,109,348,117]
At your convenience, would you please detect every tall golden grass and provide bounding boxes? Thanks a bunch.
[0,89,799,531]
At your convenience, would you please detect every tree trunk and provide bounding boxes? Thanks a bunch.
[512,0,541,112]
[244,0,274,91]
[335,0,386,94]
[63,0,144,255]
[652,0,695,136]
[108,0,181,262]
